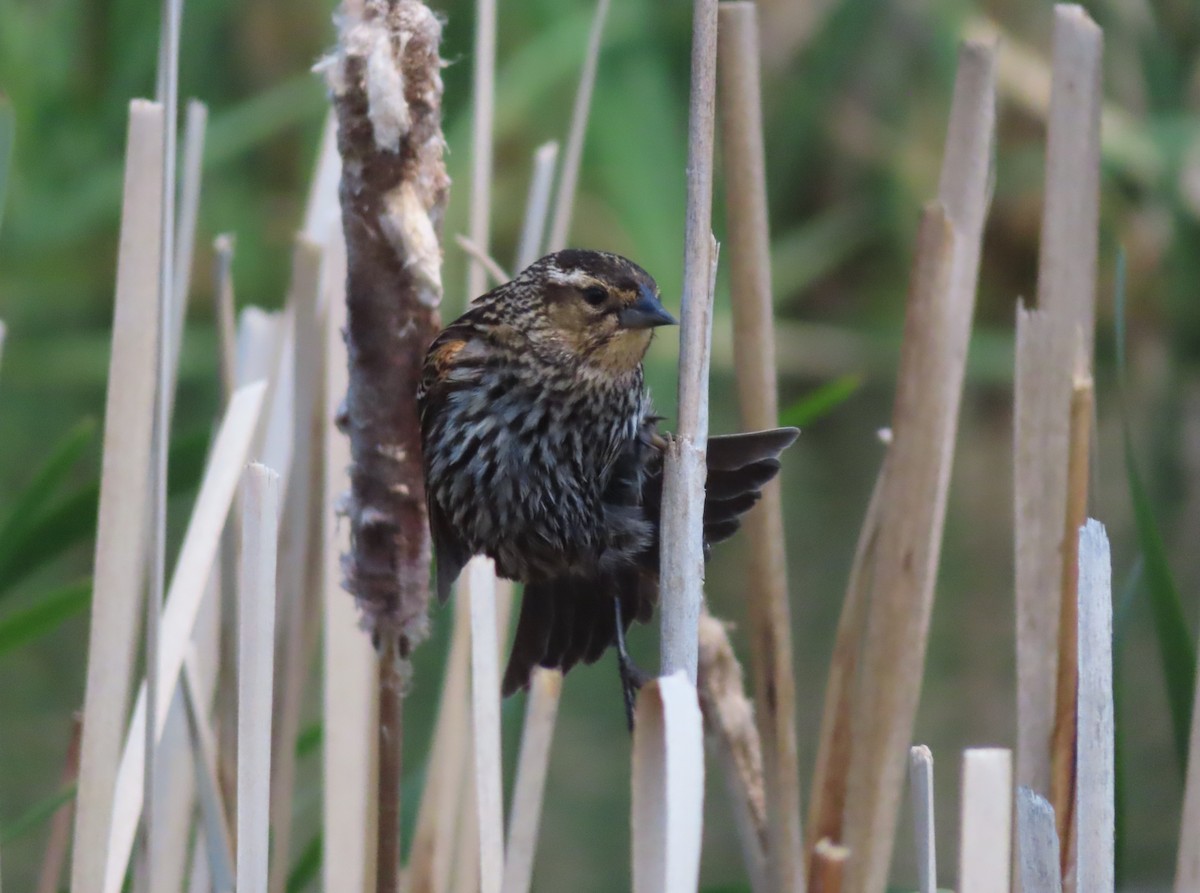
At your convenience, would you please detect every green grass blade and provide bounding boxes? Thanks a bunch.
[0,580,90,654]
[0,428,209,596]
[1122,436,1196,769]
[779,373,863,429]
[0,416,97,563]
[1114,245,1196,771]
[0,782,75,845]
[286,834,321,893]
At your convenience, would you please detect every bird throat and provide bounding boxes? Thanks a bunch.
[585,328,654,375]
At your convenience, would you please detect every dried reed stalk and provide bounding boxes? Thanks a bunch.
[660,0,719,681]
[809,839,848,893]
[322,231,379,893]
[406,593,471,893]
[266,110,344,893]
[71,99,164,893]
[495,142,564,893]
[1179,644,1200,890]
[1015,3,1102,811]
[632,674,706,893]
[213,236,238,402]
[958,749,1012,893]
[458,0,503,885]
[839,204,960,893]
[1050,373,1093,869]
[103,380,267,893]
[1017,787,1062,893]
[265,238,325,893]
[500,669,562,893]
[517,142,559,265]
[180,655,235,889]
[327,4,450,889]
[697,612,767,893]
[835,38,995,892]
[143,2,183,877]
[304,113,342,244]
[907,745,936,893]
[467,559,505,893]
[169,99,207,375]
[36,715,82,893]
[806,460,886,856]
[717,6,802,890]
[237,464,281,893]
[545,0,610,253]
[1171,648,1200,893]
[1074,520,1113,893]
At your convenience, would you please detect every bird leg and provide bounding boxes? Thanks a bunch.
[613,595,650,731]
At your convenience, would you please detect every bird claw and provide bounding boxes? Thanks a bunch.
[618,651,650,732]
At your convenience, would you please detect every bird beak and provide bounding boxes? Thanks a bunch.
[618,286,678,329]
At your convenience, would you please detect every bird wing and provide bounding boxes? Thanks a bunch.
[500,424,800,694]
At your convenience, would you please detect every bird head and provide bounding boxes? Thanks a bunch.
[503,249,677,374]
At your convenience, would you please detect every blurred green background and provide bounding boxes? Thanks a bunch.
[2,0,1199,889]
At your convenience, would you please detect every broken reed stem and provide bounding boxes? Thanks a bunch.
[1017,0,1102,834]
[455,234,509,286]
[808,840,848,893]
[237,464,281,893]
[1177,634,1200,890]
[958,749,1013,893]
[632,675,706,893]
[1017,787,1063,893]
[71,99,164,893]
[1050,372,1093,871]
[840,205,960,893]
[467,0,495,301]
[36,715,82,893]
[660,0,719,682]
[1075,520,1114,893]
[322,233,379,893]
[716,6,803,890]
[1014,301,1060,802]
[907,746,936,893]
[838,39,994,892]
[103,381,267,893]
[143,2,182,878]
[545,0,610,252]
[697,613,768,893]
[266,238,326,893]
[213,235,238,403]
[501,670,563,893]
[170,99,207,376]
[806,459,886,857]
[181,656,236,891]
[467,559,505,893]
[517,142,559,267]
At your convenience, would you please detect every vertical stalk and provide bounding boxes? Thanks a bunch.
[660,0,720,683]
[717,6,804,890]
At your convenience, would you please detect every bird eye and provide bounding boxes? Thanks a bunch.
[581,285,607,307]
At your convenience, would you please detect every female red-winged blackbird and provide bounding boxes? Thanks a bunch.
[418,249,796,721]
